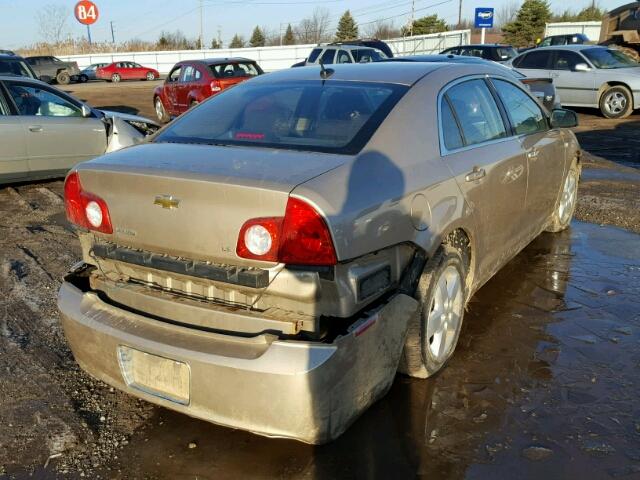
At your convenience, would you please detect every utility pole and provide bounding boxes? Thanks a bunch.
[110,21,115,43]
[409,0,415,36]
[199,0,204,50]
[457,0,462,29]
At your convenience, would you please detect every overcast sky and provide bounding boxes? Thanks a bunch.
[0,0,624,49]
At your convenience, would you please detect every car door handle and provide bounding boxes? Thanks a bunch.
[526,149,539,159]
[28,125,43,132]
[465,167,486,182]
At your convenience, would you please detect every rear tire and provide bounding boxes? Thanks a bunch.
[146,71,156,81]
[56,71,70,85]
[154,96,169,123]
[546,160,580,233]
[111,73,121,83]
[599,85,633,119]
[399,245,467,379]
[189,100,199,109]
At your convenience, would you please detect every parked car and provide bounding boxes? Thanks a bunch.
[58,61,580,445]
[510,45,640,118]
[387,54,560,111]
[0,53,37,79]
[294,44,388,67]
[96,62,160,83]
[0,49,16,55]
[440,44,519,63]
[25,56,81,84]
[153,57,263,122]
[538,33,590,47]
[79,63,108,81]
[0,76,159,184]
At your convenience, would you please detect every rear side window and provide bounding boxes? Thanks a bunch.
[444,79,507,147]
[307,48,322,63]
[320,49,336,65]
[336,50,352,64]
[168,67,181,82]
[497,47,517,60]
[155,80,408,155]
[440,99,464,150]
[492,79,547,135]
[514,51,551,69]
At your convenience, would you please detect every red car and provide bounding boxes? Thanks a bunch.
[96,61,159,83]
[153,57,263,122]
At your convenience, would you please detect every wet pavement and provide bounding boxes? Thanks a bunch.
[97,221,640,480]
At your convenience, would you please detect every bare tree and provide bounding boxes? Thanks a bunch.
[497,0,520,27]
[37,4,69,45]
[295,7,332,44]
[364,19,400,39]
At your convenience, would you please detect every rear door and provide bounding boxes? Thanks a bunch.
[548,50,596,106]
[0,83,28,182]
[491,77,565,227]
[177,65,195,113]
[164,66,181,115]
[439,77,528,280]
[513,50,553,80]
[5,81,106,176]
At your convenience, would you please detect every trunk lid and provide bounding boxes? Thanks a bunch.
[76,142,348,267]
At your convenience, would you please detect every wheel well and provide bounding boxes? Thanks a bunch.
[443,228,472,281]
[56,68,68,76]
[598,82,634,108]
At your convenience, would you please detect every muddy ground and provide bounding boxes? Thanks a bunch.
[0,82,639,479]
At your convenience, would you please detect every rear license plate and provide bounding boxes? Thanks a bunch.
[118,346,190,405]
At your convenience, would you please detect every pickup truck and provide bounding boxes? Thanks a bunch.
[25,56,82,84]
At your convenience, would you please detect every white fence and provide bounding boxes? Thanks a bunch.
[57,30,470,74]
[544,21,602,42]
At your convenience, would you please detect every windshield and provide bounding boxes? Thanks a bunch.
[0,59,36,78]
[155,80,407,154]
[582,48,638,69]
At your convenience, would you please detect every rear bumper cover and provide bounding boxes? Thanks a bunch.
[57,279,418,444]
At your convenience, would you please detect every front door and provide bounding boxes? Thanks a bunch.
[440,78,528,282]
[5,81,106,176]
[548,50,596,106]
[164,66,182,116]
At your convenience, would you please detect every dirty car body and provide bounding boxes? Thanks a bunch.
[0,76,159,184]
[58,62,581,443]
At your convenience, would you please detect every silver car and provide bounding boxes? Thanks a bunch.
[510,45,640,118]
[0,76,159,184]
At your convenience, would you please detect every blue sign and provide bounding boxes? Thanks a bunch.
[474,7,494,28]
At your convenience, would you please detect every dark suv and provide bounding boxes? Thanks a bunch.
[0,54,37,79]
[25,56,81,84]
[440,44,518,63]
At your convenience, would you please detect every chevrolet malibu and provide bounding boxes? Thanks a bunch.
[58,62,581,444]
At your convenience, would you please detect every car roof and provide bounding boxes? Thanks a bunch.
[533,44,603,51]
[315,44,379,51]
[0,54,27,60]
[0,75,49,85]
[248,61,512,86]
[391,54,489,63]
[183,57,255,65]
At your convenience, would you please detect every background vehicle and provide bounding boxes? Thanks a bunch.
[292,39,393,67]
[58,62,580,445]
[25,55,81,84]
[0,53,37,79]
[599,1,640,61]
[511,45,640,118]
[0,76,158,184]
[79,63,108,82]
[389,54,559,111]
[440,44,518,63]
[293,44,388,67]
[0,49,16,55]
[96,62,160,83]
[153,57,263,122]
[538,33,590,47]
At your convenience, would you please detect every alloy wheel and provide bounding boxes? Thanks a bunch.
[558,170,578,225]
[426,265,464,362]
[604,92,627,116]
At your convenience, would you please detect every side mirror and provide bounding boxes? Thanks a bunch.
[550,108,578,128]
[81,104,92,118]
[573,63,590,72]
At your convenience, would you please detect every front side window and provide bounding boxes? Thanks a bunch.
[0,59,35,78]
[168,67,181,82]
[444,79,507,147]
[7,83,82,117]
[492,79,547,135]
[582,48,637,69]
[539,38,552,47]
[319,49,336,65]
[551,51,583,70]
[514,51,551,69]
[154,80,407,154]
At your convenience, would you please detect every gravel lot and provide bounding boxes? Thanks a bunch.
[0,81,638,479]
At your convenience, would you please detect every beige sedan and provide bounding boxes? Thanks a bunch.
[58,61,580,444]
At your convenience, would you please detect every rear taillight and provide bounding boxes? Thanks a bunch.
[236,198,336,266]
[64,171,113,234]
[210,79,221,92]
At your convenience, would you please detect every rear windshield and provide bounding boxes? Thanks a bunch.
[497,47,517,60]
[210,62,261,78]
[0,59,35,78]
[351,48,387,63]
[155,80,407,154]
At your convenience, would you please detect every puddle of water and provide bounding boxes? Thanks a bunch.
[96,222,640,479]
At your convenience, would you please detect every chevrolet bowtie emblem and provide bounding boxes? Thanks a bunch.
[154,195,180,209]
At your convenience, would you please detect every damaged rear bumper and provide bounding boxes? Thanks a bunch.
[57,276,418,444]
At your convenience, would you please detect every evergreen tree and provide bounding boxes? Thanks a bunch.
[402,15,448,36]
[576,4,604,21]
[210,38,221,49]
[249,26,265,47]
[502,0,552,46]
[283,24,295,45]
[229,34,245,48]
[335,10,358,41]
